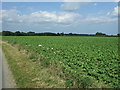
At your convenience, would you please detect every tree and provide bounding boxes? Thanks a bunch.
[0,32,2,36]
[14,31,21,36]
[57,33,60,36]
[96,32,106,36]
[69,33,73,36]
[60,32,64,36]
[27,31,35,36]
[117,34,120,36]
[2,31,14,36]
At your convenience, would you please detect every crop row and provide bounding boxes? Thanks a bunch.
[2,36,119,88]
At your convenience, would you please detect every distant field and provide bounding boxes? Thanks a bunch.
[2,36,119,88]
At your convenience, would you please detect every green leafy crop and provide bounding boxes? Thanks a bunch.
[2,36,119,88]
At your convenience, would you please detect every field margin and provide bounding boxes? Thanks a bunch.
[2,41,65,88]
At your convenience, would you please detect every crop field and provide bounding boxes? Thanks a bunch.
[2,36,119,88]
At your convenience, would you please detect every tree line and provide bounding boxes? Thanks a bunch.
[0,30,119,37]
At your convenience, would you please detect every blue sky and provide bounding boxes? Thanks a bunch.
[1,2,119,35]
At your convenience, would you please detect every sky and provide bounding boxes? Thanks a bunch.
[1,2,119,35]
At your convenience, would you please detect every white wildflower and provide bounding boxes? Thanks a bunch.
[38,44,42,47]
[51,48,53,49]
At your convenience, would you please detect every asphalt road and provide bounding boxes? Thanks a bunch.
[0,48,16,89]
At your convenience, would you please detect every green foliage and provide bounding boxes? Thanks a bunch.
[40,56,51,67]
[80,76,94,88]
[2,36,119,88]
[96,32,106,36]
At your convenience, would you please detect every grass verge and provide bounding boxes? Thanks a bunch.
[2,41,65,88]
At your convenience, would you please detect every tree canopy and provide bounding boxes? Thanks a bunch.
[1,30,118,37]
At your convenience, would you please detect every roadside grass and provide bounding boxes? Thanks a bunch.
[2,41,65,88]
[0,36,2,47]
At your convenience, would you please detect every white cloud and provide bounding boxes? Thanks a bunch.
[85,16,117,23]
[1,8,118,31]
[61,2,81,11]
[111,6,120,16]
[1,9,20,23]
[57,12,80,22]
[2,9,80,24]
[25,11,80,23]
[1,9,20,17]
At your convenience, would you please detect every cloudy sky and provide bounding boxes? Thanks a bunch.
[1,2,119,35]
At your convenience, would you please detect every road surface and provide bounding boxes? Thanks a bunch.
[0,48,16,89]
